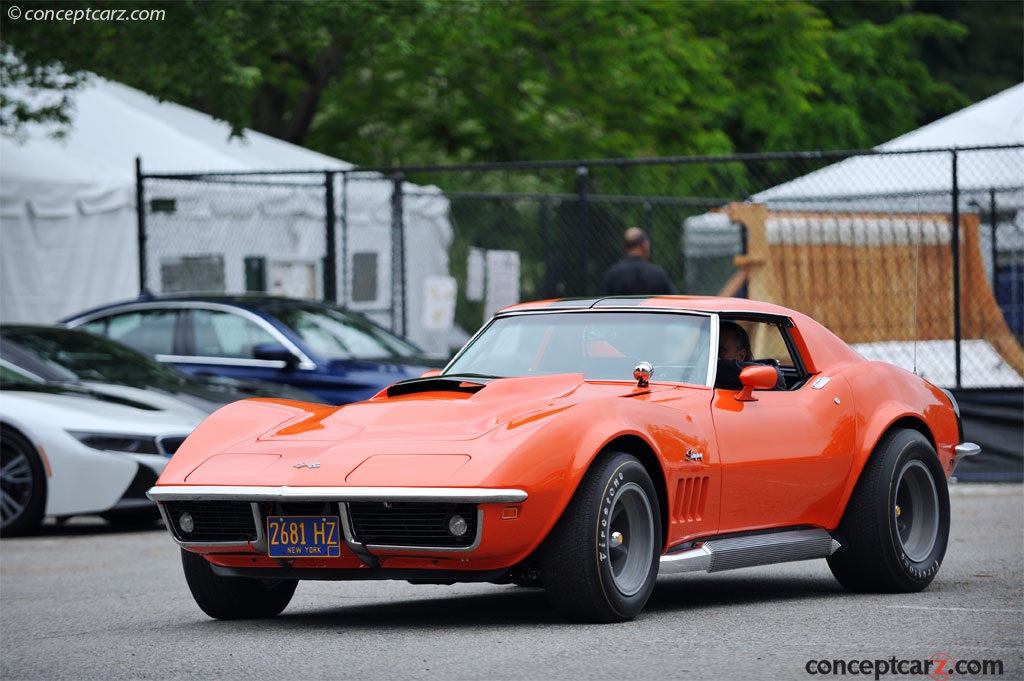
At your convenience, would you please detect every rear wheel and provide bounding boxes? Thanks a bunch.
[1,425,46,536]
[828,429,949,592]
[539,451,661,622]
[181,549,297,619]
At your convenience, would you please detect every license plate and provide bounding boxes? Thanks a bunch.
[266,516,341,558]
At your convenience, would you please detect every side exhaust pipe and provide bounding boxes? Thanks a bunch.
[660,528,841,574]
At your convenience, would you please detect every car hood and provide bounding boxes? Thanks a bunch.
[76,382,217,423]
[168,374,679,488]
[0,387,205,434]
[269,374,648,441]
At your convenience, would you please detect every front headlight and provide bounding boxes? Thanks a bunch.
[67,431,161,455]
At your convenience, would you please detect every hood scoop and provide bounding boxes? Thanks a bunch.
[385,375,492,398]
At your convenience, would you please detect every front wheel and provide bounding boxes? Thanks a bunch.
[181,549,297,619]
[539,451,661,622]
[828,429,950,593]
[1,425,46,536]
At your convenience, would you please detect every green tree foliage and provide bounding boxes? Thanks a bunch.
[2,0,1020,164]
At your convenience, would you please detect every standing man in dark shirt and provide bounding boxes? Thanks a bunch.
[601,227,676,296]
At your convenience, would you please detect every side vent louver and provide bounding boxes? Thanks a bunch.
[674,476,709,523]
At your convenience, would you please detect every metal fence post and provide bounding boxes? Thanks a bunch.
[135,156,148,294]
[340,172,349,305]
[391,173,406,337]
[990,188,998,296]
[541,196,554,298]
[324,171,337,302]
[576,165,591,293]
[951,150,962,389]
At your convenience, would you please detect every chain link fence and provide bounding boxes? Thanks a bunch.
[137,145,1024,389]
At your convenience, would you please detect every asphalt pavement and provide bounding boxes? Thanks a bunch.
[1,482,1021,681]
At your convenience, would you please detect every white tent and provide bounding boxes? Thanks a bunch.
[754,82,1024,213]
[0,77,454,354]
[680,83,1024,389]
[684,83,1024,263]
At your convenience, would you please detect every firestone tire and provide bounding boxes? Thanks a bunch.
[181,549,297,620]
[539,451,661,623]
[828,429,950,593]
[0,425,46,537]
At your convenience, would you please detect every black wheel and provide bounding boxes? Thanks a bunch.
[1,425,46,536]
[181,549,297,619]
[828,429,950,593]
[539,451,661,622]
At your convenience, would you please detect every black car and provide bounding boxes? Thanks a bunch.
[1,324,322,413]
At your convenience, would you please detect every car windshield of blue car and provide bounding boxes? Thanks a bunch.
[275,305,421,360]
[444,311,712,384]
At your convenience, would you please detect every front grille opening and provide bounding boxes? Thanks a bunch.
[348,502,478,548]
[163,500,256,543]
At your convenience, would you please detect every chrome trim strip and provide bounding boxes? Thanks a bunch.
[148,485,528,503]
[705,313,719,387]
[154,354,288,370]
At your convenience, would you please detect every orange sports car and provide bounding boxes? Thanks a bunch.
[148,296,980,623]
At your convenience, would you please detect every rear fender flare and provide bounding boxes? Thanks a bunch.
[829,410,936,529]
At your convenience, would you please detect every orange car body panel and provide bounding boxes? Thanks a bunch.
[152,296,965,574]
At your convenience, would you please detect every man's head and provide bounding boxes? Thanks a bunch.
[719,321,751,361]
[623,227,651,258]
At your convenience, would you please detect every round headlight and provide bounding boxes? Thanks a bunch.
[446,514,469,538]
[178,511,195,534]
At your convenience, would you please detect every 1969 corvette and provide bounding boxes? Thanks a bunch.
[148,296,979,622]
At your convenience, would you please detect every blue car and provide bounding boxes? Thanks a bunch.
[61,295,443,405]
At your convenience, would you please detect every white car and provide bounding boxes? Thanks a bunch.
[1,362,206,535]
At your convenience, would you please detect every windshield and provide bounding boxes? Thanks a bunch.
[445,311,712,384]
[0,359,46,386]
[271,304,421,361]
[2,328,188,385]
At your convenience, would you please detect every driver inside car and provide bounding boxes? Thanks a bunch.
[715,321,786,390]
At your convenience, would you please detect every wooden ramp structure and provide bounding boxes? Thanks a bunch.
[721,202,1024,382]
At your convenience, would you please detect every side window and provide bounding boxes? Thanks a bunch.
[91,311,177,356]
[190,309,277,359]
[726,318,810,389]
[746,322,795,368]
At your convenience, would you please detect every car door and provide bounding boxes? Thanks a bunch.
[177,307,303,384]
[711,320,857,533]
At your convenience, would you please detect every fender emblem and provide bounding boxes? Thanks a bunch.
[293,462,321,469]
[685,450,703,462]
